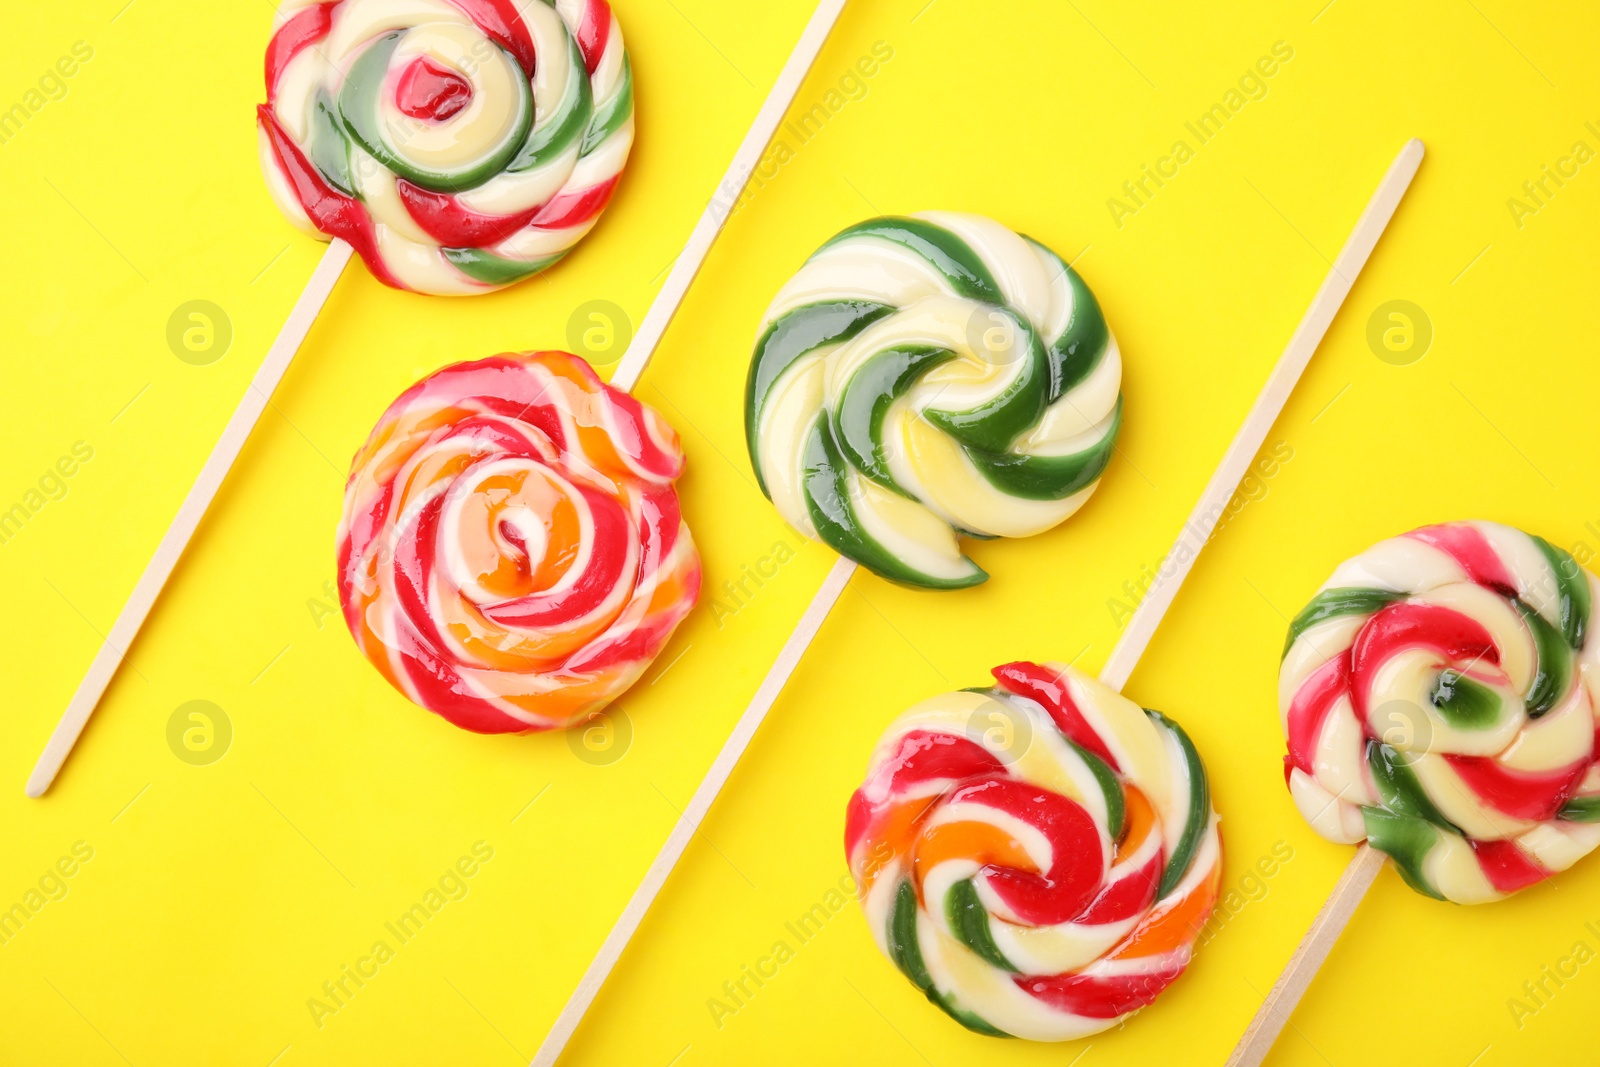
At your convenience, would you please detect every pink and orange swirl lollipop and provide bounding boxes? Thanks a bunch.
[338,351,700,731]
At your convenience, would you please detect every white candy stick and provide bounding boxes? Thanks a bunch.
[527,3,853,1062]
[1100,138,1425,689]
[1225,845,1386,1067]
[531,138,1424,1064]
[1205,140,1431,1067]
[611,0,849,392]
[27,238,355,798]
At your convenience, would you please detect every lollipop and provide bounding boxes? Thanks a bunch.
[745,212,1123,589]
[1280,520,1600,903]
[531,141,1423,1065]
[258,0,632,295]
[338,351,700,731]
[29,0,846,795]
[846,661,1221,1039]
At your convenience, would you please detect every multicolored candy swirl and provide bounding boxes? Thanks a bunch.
[259,0,632,295]
[846,662,1221,1039]
[337,352,700,732]
[745,213,1123,590]
[1281,521,1600,903]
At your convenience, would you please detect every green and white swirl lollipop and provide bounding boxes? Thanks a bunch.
[744,213,1123,589]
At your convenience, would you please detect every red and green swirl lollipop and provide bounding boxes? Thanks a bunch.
[259,0,633,295]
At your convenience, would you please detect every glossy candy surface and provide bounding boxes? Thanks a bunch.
[744,213,1123,590]
[845,662,1220,1039]
[1281,520,1600,903]
[337,352,700,732]
[258,0,633,295]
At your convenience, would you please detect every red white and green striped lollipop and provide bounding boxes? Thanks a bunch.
[259,0,632,295]
[1281,520,1600,903]
[847,662,1221,1040]
[30,0,851,798]
[1233,515,1599,1066]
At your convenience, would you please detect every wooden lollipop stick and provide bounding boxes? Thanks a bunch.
[528,6,851,1063]
[26,239,354,798]
[531,555,855,1067]
[611,0,849,392]
[28,0,849,800]
[530,140,1425,1066]
[1101,137,1425,690]
[1227,845,1386,1067]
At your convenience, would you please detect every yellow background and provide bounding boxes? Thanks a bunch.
[3,0,1598,1064]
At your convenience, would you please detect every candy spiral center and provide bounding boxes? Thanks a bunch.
[395,56,474,122]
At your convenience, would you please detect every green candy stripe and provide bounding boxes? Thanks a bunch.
[1148,710,1210,898]
[946,878,1018,972]
[888,878,935,992]
[888,879,1011,1037]
[308,87,354,196]
[1428,669,1503,729]
[1283,586,1403,659]
[339,32,534,194]
[442,247,563,286]
[508,31,592,172]
[819,216,1003,304]
[1534,535,1590,650]
[834,344,955,498]
[802,416,986,589]
[961,394,1122,501]
[1514,597,1572,717]
[1558,796,1600,822]
[1025,238,1110,404]
[1071,739,1126,843]
[1362,807,1445,901]
[1367,740,1459,833]
[745,300,894,498]
[581,51,631,156]
[923,308,1051,455]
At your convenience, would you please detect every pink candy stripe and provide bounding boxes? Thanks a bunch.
[949,777,1102,927]
[1407,523,1518,595]
[576,0,612,74]
[264,4,334,100]
[992,661,1120,771]
[1348,600,1499,721]
[1471,838,1550,895]
[1016,958,1185,1019]
[1075,849,1162,925]
[1285,652,1350,775]
[444,0,538,75]
[1443,754,1588,822]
